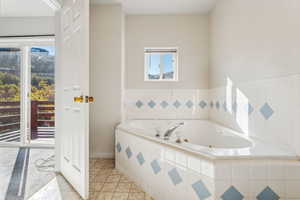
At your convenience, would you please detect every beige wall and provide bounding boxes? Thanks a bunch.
[126,15,209,89]
[0,17,54,36]
[90,5,124,158]
[209,0,300,88]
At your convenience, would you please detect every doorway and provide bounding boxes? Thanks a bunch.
[0,38,55,147]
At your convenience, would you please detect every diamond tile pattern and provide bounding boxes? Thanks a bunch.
[186,100,194,108]
[125,147,132,159]
[192,180,211,200]
[148,100,156,108]
[199,100,207,108]
[173,100,181,109]
[221,186,244,200]
[210,101,214,108]
[136,152,145,165]
[116,142,122,153]
[168,168,183,185]
[160,101,169,108]
[150,160,161,175]
[216,101,220,109]
[260,103,274,120]
[135,100,143,108]
[257,186,279,200]
[232,102,237,113]
[248,103,254,115]
[223,101,227,112]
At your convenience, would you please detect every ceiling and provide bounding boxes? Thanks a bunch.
[91,0,217,15]
[0,0,216,17]
[0,0,54,17]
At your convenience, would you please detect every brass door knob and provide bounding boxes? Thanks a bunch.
[85,96,94,103]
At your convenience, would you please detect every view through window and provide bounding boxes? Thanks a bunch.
[0,44,55,145]
[30,46,55,144]
[144,48,178,81]
[0,48,21,143]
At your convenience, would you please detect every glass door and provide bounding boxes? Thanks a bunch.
[29,46,55,145]
[0,48,22,144]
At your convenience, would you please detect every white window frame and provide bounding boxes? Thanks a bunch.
[144,47,178,82]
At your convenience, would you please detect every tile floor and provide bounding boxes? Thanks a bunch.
[29,158,154,200]
[0,147,153,200]
[89,158,154,200]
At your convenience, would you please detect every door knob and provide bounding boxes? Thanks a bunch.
[85,96,94,103]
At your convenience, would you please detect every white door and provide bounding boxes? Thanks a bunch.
[56,0,90,199]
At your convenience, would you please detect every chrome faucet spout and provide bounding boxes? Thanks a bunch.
[163,122,184,140]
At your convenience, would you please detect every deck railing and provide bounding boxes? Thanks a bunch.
[0,101,55,140]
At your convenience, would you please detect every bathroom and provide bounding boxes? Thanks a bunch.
[108,0,300,199]
[0,0,299,199]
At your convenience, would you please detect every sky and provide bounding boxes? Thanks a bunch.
[32,46,55,56]
[149,53,173,75]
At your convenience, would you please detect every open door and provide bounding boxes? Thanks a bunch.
[56,0,90,199]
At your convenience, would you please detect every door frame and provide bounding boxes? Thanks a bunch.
[0,37,55,148]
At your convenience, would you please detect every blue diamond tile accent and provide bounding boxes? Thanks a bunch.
[232,102,237,113]
[216,101,220,109]
[260,103,274,120]
[186,100,194,108]
[125,147,132,159]
[160,101,169,108]
[135,100,143,108]
[148,100,156,108]
[257,186,279,200]
[192,180,211,200]
[150,160,161,175]
[248,103,254,115]
[116,142,122,153]
[168,168,183,185]
[173,100,181,109]
[199,100,207,109]
[136,152,145,165]
[223,101,227,112]
[221,186,244,200]
[210,101,214,108]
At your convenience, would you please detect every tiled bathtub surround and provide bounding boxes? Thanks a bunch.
[209,74,300,155]
[124,89,209,120]
[124,74,300,155]
[116,130,300,200]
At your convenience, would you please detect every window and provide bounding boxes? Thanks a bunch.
[0,38,55,145]
[144,48,178,81]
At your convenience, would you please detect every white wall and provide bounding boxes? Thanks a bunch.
[0,17,54,36]
[209,0,300,88]
[209,0,300,155]
[126,15,209,89]
[90,4,124,158]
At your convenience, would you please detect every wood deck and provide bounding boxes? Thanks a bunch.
[0,127,54,143]
[0,101,55,143]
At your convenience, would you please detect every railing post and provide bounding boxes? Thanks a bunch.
[31,101,38,139]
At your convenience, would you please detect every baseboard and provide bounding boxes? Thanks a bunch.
[90,152,115,159]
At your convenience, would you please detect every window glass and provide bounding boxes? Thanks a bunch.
[0,48,21,143]
[148,53,160,80]
[162,53,174,80]
[145,48,177,81]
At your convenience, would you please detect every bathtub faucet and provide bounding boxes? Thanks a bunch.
[163,122,185,140]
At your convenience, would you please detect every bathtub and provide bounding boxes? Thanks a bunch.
[115,120,300,200]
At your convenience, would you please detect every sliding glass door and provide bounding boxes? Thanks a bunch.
[29,46,55,145]
[0,39,55,146]
[0,48,21,144]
